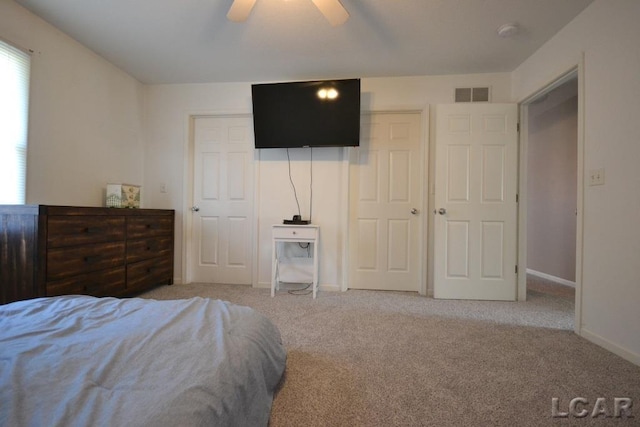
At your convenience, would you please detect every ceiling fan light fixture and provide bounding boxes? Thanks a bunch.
[227,0,257,22]
[227,0,349,26]
[311,0,349,26]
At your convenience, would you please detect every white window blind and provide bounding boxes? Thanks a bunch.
[0,39,30,204]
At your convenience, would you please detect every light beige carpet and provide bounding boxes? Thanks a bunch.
[140,283,639,426]
[527,273,576,301]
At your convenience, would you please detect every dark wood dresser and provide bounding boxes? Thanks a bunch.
[0,205,174,305]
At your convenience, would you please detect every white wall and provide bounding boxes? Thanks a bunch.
[513,0,640,364]
[143,73,512,290]
[0,1,145,207]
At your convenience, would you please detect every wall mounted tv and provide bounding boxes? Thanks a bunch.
[251,78,360,149]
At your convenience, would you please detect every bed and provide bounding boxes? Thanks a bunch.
[0,295,286,426]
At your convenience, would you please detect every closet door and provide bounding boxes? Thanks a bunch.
[349,112,423,291]
[191,116,254,285]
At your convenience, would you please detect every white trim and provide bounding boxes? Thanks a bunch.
[526,268,575,288]
[181,110,254,286]
[517,103,528,302]
[516,61,584,335]
[255,281,340,293]
[517,67,580,104]
[341,147,352,292]
[181,115,194,285]
[574,54,586,336]
[419,106,430,296]
[319,283,341,293]
[253,140,261,289]
[581,328,640,367]
[427,107,436,296]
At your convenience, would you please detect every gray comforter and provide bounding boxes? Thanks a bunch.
[0,296,286,426]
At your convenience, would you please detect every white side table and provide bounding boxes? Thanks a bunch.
[271,224,320,298]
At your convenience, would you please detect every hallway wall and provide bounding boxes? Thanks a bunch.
[527,80,578,283]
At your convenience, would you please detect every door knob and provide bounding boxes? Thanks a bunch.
[411,208,419,215]
[437,208,446,215]
[191,206,200,212]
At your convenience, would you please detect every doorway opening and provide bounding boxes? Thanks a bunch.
[519,69,581,331]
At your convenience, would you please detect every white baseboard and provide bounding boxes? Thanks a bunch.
[319,283,341,292]
[255,281,340,292]
[178,280,340,293]
[526,268,576,288]
[581,328,640,367]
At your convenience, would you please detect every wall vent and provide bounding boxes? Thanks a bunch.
[455,87,491,103]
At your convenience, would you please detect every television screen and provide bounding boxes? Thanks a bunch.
[251,78,360,149]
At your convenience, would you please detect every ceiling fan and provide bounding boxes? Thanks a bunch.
[227,0,349,26]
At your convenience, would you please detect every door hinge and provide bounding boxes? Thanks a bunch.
[516,194,519,203]
[515,265,518,274]
[517,123,520,133]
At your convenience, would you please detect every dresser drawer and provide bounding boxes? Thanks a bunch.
[126,257,173,293]
[126,236,173,263]
[46,242,125,280]
[46,267,126,297]
[127,216,173,239]
[47,216,125,248]
[273,226,318,240]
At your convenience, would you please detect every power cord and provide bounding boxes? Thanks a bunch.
[287,147,312,253]
[287,283,313,295]
[286,148,301,217]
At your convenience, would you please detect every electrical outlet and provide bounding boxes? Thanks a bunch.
[160,183,167,193]
[589,168,605,186]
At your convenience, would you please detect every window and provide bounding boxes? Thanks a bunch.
[0,39,30,204]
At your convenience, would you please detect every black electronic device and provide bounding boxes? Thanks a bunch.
[251,78,361,149]
[283,215,310,225]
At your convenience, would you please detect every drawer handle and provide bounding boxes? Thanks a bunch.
[83,227,97,234]
[292,231,296,235]
[83,255,100,264]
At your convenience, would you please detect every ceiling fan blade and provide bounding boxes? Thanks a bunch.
[227,0,257,22]
[311,0,349,26]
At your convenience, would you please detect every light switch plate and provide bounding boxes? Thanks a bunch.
[589,168,605,186]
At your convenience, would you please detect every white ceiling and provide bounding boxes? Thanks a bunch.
[15,0,594,85]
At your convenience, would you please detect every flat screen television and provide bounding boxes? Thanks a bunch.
[251,78,360,149]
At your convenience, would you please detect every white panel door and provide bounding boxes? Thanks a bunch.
[434,104,518,300]
[349,112,422,291]
[191,116,254,284]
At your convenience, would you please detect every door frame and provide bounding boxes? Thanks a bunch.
[344,108,430,295]
[517,60,585,334]
[181,111,257,286]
